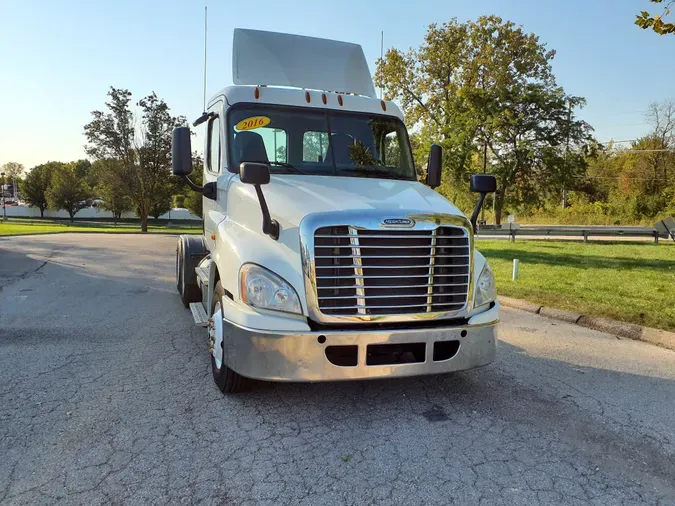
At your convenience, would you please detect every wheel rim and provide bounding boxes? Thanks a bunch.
[210,301,224,370]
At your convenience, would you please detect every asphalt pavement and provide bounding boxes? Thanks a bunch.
[1,234,675,505]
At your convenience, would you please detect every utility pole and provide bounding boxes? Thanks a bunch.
[380,31,384,100]
[563,100,572,209]
[481,139,487,222]
[1,172,6,221]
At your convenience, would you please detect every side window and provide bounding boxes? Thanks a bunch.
[303,131,329,162]
[207,117,221,173]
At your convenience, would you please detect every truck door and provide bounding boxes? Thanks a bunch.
[203,102,227,251]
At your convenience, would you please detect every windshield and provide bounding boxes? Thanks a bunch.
[227,104,416,181]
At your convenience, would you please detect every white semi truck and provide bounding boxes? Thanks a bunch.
[173,29,499,393]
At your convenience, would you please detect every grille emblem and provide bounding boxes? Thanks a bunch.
[381,218,415,228]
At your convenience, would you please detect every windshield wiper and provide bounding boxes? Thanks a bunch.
[336,167,413,181]
[269,162,304,174]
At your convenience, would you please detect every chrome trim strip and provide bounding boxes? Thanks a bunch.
[224,313,498,335]
[316,263,467,270]
[348,226,367,315]
[316,244,466,250]
[318,292,468,300]
[426,228,437,312]
[316,274,468,280]
[323,302,465,311]
[315,254,469,259]
[318,282,467,289]
[299,210,474,324]
[314,233,435,239]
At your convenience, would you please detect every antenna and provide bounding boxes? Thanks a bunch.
[202,6,208,113]
[379,31,384,100]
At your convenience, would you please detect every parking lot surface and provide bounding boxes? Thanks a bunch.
[1,234,675,505]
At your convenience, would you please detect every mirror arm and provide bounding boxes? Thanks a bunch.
[193,112,216,127]
[181,175,202,192]
[253,185,280,240]
[470,193,487,234]
[180,176,217,201]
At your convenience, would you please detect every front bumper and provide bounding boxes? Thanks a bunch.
[221,303,499,382]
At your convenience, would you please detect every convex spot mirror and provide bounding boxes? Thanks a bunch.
[240,162,271,185]
[470,174,497,194]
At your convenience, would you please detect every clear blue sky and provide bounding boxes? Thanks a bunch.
[1,0,674,170]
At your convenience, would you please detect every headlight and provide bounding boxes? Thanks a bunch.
[240,264,302,314]
[474,263,496,308]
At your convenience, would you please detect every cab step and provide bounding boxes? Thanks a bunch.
[189,302,209,327]
[195,265,210,287]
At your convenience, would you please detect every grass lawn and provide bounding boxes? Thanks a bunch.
[0,220,202,237]
[478,240,675,332]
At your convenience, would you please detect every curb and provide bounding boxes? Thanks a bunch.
[498,296,675,351]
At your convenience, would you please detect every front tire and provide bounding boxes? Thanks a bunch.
[210,281,248,394]
[176,237,201,308]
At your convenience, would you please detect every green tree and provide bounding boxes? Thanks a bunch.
[149,180,173,220]
[47,163,91,221]
[73,159,92,180]
[1,162,25,200]
[1,162,25,180]
[375,16,593,223]
[173,194,186,208]
[84,87,186,232]
[20,163,58,217]
[183,154,203,218]
[636,0,675,34]
[90,159,133,222]
[302,132,327,162]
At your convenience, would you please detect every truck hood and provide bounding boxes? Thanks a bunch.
[252,175,465,227]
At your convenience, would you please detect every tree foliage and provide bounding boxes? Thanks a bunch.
[515,99,675,224]
[90,159,133,221]
[84,87,186,231]
[1,162,25,180]
[20,163,57,217]
[375,16,593,223]
[636,0,675,34]
[46,163,91,221]
[183,154,203,219]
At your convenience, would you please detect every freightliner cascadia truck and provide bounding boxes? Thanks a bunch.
[172,29,499,393]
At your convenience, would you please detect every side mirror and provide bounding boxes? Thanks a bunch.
[426,144,442,188]
[470,174,497,194]
[469,174,497,234]
[239,162,279,240]
[240,162,271,185]
[172,127,193,176]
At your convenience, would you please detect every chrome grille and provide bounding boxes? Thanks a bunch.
[314,226,470,316]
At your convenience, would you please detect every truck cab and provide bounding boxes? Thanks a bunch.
[173,29,499,393]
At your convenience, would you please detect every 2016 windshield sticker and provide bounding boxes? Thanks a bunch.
[235,116,271,131]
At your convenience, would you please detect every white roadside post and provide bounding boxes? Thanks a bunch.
[513,259,520,280]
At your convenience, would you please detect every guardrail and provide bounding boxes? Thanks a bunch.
[477,218,675,244]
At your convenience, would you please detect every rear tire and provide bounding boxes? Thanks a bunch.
[210,282,248,394]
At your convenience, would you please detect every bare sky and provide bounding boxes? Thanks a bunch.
[1,0,674,170]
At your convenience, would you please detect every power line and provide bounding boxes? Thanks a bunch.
[599,139,636,144]
[574,175,671,180]
[623,149,675,153]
